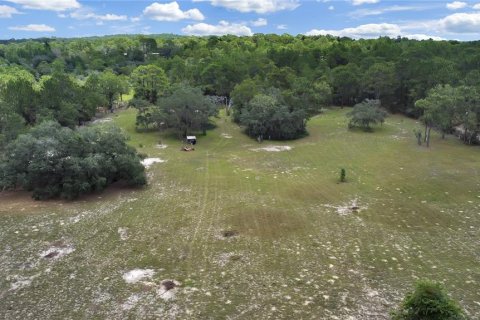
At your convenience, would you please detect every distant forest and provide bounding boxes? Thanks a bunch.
[0,34,479,144]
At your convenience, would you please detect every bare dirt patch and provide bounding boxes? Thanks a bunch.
[123,269,155,284]
[91,118,112,124]
[0,191,63,214]
[251,146,292,152]
[323,198,367,216]
[8,274,40,291]
[118,227,129,240]
[10,278,32,290]
[221,133,233,139]
[141,158,166,168]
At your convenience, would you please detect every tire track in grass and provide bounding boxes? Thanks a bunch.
[199,118,233,263]
[201,163,219,264]
[235,149,271,313]
[187,117,231,269]
[245,150,263,253]
[188,151,210,259]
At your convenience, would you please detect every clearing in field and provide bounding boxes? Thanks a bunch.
[0,108,479,319]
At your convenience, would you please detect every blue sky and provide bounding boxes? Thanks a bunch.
[1,0,480,40]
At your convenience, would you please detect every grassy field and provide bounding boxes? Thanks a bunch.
[0,107,479,319]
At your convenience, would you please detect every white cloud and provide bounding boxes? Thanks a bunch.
[351,0,380,5]
[144,2,204,21]
[277,24,288,30]
[306,23,401,38]
[473,3,480,9]
[4,0,80,11]
[403,34,445,41]
[328,5,335,10]
[0,5,21,18]
[307,8,480,39]
[182,20,253,36]
[70,10,128,21]
[251,18,267,27]
[440,12,480,33]
[9,24,55,32]
[97,14,127,21]
[349,5,424,18]
[305,23,443,40]
[446,1,467,10]
[193,0,299,13]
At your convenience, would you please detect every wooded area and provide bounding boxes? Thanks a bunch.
[0,35,478,140]
[0,34,479,147]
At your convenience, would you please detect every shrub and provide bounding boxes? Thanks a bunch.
[391,280,468,320]
[340,168,346,182]
[0,121,146,200]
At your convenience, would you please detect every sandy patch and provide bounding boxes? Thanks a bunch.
[40,244,75,260]
[323,198,367,216]
[121,294,141,310]
[92,118,112,124]
[118,227,129,241]
[11,279,31,290]
[156,144,168,149]
[221,133,233,139]
[9,274,40,291]
[123,269,155,284]
[142,158,166,168]
[251,146,292,152]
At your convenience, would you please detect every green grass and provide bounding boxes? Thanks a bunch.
[0,107,479,319]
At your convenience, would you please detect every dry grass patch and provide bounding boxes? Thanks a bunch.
[227,208,308,238]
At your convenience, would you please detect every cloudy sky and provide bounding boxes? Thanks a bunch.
[1,0,480,40]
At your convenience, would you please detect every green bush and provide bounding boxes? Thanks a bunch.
[240,91,307,140]
[0,121,146,200]
[340,168,346,182]
[391,280,468,320]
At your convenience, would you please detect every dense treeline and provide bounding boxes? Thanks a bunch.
[0,34,479,143]
[0,63,130,146]
[416,84,480,146]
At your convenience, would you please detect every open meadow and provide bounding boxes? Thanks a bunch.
[0,108,479,319]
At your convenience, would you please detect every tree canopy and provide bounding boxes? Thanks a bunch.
[240,90,307,140]
[131,64,169,104]
[0,121,146,200]
[347,99,387,131]
[135,84,218,137]
[0,34,479,145]
[93,70,129,112]
[416,85,479,146]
